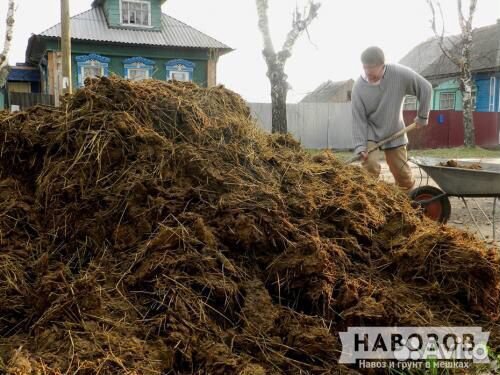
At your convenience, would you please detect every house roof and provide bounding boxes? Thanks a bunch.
[36,7,231,52]
[399,21,500,81]
[300,79,354,103]
[7,65,40,82]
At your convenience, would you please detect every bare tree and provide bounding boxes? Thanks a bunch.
[0,0,15,88]
[427,0,477,147]
[256,0,321,134]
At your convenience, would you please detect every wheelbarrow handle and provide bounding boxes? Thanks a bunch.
[345,122,417,164]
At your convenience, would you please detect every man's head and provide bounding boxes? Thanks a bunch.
[361,46,385,83]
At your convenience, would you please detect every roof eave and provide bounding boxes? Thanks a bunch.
[425,67,500,82]
[34,34,233,55]
[92,0,167,7]
[216,47,234,57]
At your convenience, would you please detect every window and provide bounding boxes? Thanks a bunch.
[439,92,455,110]
[82,65,103,80]
[123,57,155,81]
[76,54,110,87]
[128,68,149,81]
[169,71,190,81]
[121,0,151,26]
[165,59,195,82]
[403,95,417,110]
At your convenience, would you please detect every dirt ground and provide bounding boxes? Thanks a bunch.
[376,158,500,247]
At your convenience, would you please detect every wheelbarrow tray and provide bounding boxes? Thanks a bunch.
[410,157,500,197]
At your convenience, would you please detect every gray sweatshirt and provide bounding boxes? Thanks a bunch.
[351,63,432,154]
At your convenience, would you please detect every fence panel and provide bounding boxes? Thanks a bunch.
[8,92,55,110]
[248,102,354,149]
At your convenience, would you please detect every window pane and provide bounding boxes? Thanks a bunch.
[83,66,102,79]
[142,8,149,25]
[171,72,189,81]
[122,2,129,23]
[440,93,455,110]
[129,68,149,81]
[122,1,149,25]
[132,3,140,24]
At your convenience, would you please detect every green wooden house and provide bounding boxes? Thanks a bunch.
[25,0,232,103]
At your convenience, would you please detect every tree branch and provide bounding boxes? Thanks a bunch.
[278,1,320,64]
[426,0,461,67]
[256,0,276,62]
[458,0,476,42]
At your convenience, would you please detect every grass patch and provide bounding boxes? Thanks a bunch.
[307,147,500,162]
[408,147,499,159]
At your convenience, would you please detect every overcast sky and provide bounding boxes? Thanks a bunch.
[1,0,499,102]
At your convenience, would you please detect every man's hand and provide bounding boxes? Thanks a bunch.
[358,151,368,161]
[414,116,428,129]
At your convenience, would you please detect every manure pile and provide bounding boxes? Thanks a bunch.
[0,77,499,374]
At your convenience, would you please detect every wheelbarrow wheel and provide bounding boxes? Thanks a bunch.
[410,185,451,224]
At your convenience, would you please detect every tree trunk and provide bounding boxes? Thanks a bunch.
[461,73,475,147]
[427,0,477,148]
[0,0,15,88]
[270,73,288,134]
[460,25,475,147]
[255,0,320,135]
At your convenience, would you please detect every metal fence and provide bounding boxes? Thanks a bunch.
[8,92,55,110]
[248,102,354,150]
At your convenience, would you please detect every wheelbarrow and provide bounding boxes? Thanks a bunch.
[409,157,500,241]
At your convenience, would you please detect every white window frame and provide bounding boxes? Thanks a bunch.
[81,63,104,81]
[76,54,110,87]
[439,92,456,110]
[169,71,190,82]
[120,0,151,27]
[403,95,417,110]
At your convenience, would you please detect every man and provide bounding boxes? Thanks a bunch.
[351,46,432,191]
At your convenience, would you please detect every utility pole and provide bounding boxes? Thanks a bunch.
[61,0,72,95]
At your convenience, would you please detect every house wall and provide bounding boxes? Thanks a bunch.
[430,75,500,113]
[475,73,500,112]
[7,82,32,93]
[328,85,352,103]
[103,0,162,30]
[44,40,210,92]
[432,80,463,110]
[207,57,217,88]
